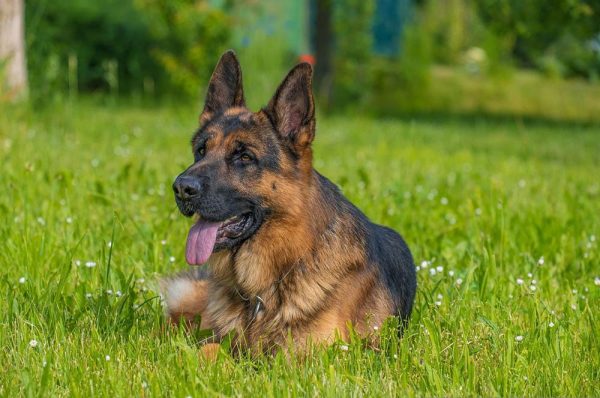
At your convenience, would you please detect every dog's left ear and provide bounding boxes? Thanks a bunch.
[200,50,245,125]
[264,63,315,150]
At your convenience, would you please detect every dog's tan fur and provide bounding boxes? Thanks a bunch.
[162,51,414,354]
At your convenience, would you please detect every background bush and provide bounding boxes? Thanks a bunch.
[21,0,600,111]
[25,0,231,101]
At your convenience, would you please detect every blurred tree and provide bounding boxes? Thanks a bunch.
[0,0,28,99]
[332,0,375,110]
[312,0,334,106]
[24,0,231,99]
[476,0,600,76]
[138,0,231,98]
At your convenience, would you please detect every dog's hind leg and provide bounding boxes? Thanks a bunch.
[160,267,212,329]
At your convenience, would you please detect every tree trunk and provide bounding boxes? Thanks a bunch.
[313,0,333,110]
[0,0,28,99]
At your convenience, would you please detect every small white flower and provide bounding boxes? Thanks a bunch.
[531,279,537,285]
[456,278,463,286]
[74,260,81,266]
[37,217,45,226]
[420,260,428,269]
[429,268,437,276]
[448,270,455,277]
[85,293,92,299]
[66,217,73,224]
[527,272,533,278]
[440,197,448,205]
[572,289,577,294]
[116,290,122,297]
[529,285,537,292]
[339,345,349,351]
[106,290,113,295]
[548,322,555,328]
[415,265,421,271]
[437,293,443,300]
[19,277,26,284]
[538,256,544,266]
[29,339,38,348]
[523,376,528,381]
[85,261,97,268]
[161,240,167,245]
[42,360,47,367]
[141,382,148,389]
[393,354,398,359]
[590,235,596,242]
[373,325,379,331]
[594,277,600,286]
[169,256,175,263]
[571,304,577,310]
[515,335,524,342]
[105,355,110,361]
[137,278,145,284]
[516,278,524,285]
[436,266,444,273]
[475,208,482,216]
[107,241,112,248]
[435,301,442,306]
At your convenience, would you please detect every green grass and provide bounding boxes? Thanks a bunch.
[1,100,599,397]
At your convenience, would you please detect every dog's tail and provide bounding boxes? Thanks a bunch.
[159,267,210,326]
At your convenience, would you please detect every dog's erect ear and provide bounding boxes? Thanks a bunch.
[264,63,315,149]
[200,50,245,125]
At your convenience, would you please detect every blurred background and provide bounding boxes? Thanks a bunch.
[2,0,600,121]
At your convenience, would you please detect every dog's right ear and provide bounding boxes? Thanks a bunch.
[200,50,245,125]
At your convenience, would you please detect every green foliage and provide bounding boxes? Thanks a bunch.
[26,0,156,99]
[331,0,375,110]
[370,18,433,114]
[475,0,600,78]
[1,101,599,396]
[138,0,231,98]
[25,0,231,100]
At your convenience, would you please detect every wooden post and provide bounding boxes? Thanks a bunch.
[0,0,28,99]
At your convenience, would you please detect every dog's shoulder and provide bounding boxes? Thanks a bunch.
[315,171,416,320]
[364,222,416,320]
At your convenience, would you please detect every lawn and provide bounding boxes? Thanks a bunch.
[0,100,599,397]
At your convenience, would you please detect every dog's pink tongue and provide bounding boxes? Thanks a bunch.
[186,219,220,265]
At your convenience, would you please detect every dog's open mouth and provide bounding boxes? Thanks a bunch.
[185,213,254,265]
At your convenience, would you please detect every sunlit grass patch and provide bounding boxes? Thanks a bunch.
[0,102,598,396]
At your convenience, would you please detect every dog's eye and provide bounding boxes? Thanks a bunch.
[240,153,252,162]
[197,146,206,157]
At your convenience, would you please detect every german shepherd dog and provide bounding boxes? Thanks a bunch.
[162,51,416,353]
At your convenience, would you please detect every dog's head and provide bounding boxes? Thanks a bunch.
[173,51,316,265]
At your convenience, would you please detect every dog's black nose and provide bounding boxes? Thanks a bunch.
[173,176,203,200]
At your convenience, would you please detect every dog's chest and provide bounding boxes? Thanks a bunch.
[207,284,312,348]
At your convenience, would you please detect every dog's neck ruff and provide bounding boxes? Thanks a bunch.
[232,261,297,325]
